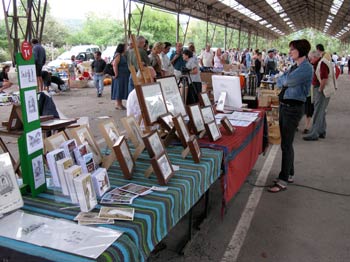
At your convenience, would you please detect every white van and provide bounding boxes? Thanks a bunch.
[70,45,100,55]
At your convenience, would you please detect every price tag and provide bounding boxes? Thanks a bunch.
[21,41,33,60]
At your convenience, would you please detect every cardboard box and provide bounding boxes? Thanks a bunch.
[69,79,88,88]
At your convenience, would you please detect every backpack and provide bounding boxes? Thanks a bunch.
[104,63,114,76]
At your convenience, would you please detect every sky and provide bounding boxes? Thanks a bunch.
[0,0,127,20]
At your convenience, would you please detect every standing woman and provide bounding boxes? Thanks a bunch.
[112,43,130,110]
[182,49,202,105]
[268,39,313,193]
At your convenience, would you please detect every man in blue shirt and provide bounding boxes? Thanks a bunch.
[170,42,186,80]
[31,39,46,91]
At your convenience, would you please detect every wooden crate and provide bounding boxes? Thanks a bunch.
[69,79,88,88]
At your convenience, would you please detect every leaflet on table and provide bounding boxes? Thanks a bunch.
[100,187,138,205]
[215,111,259,122]
[0,210,122,259]
[118,183,153,196]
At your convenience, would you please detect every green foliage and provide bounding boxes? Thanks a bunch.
[42,16,70,47]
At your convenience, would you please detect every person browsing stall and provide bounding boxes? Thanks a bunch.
[91,51,106,97]
[170,42,186,80]
[0,65,12,93]
[268,39,313,193]
[31,38,46,91]
[182,49,202,105]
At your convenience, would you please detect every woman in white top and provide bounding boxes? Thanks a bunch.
[182,49,202,104]
[213,48,225,69]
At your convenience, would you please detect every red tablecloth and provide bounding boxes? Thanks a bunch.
[199,110,265,208]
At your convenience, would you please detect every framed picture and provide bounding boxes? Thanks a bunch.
[199,92,212,107]
[135,82,168,126]
[98,119,120,149]
[172,114,190,148]
[151,153,174,185]
[158,113,175,131]
[156,76,187,117]
[44,131,68,153]
[186,104,205,133]
[201,105,215,124]
[31,154,45,189]
[142,130,165,158]
[18,64,37,88]
[70,125,102,165]
[188,135,201,163]
[7,104,23,131]
[121,116,144,148]
[113,136,134,179]
[24,89,39,123]
[221,116,235,135]
[26,128,43,155]
[205,121,222,142]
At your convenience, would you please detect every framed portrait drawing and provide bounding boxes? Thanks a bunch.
[151,153,174,185]
[172,114,190,148]
[186,104,205,133]
[113,136,134,179]
[199,92,212,107]
[158,113,175,132]
[142,130,165,159]
[70,125,102,165]
[98,119,120,149]
[135,82,168,126]
[221,116,235,135]
[205,121,222,142]
[24,89,39,123]
[44,131,68,153]
[188,135,201,163]
[121,116,144,148]
[201,105,215,124]
[156,76,187,117]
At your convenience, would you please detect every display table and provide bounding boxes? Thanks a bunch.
[0,146,222,262]
[199,110,265,207]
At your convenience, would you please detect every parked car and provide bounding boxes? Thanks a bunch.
[70,45,100,54]
[47,51,95,71]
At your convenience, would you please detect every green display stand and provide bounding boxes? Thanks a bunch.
[16,52,46,197]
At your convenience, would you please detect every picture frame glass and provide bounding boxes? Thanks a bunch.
[157,154,173,180]
[201,106,215,124]
[121,116,144,148]
[200,92,211,107]
[120,139,133,173]
[147,132,164,158]
[141,82,168,123]
[176,115,190,143]
[156,76,187,117]
[188,104,205,132]
[208,122,221,140]
[159,113,174,130]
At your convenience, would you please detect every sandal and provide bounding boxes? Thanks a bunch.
[115,105,126,110]
[268,182,287,193]
[273,177,294,184]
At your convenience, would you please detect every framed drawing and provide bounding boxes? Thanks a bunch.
[151,153,174,185]
[186,104,205,133]
[26,128,43,155]
[98,119,120,149]
[158,113,175,131]
[24,89,39,123]
[135,82,168,126]
[142,130,165,158]
[44,131,68,153]
[201,105,215,124]
[172,114,190,148]
[156,76,187,117]
[198,92,212,107]
[113,136,134,179]
[188,135,202,163]
[70,125,102,165]
[121,116,144,148]
[205,121,222,142]
[221,116,235,135]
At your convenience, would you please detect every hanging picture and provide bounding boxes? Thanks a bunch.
[135,82,168,126]
[26,128,43,155]
[31,154,45,189]
[24,89,39,123]
[18,64,37,89]
[156,76,187,117]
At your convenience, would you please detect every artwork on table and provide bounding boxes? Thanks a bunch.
[7,104,23,131]
[199,92,212,107]
[73,173,97,212]
[113,136,134,179]
[186,104,205,133]
[143,130,165,158]
[121,116,144,148]
[18,64,37,88]
[98,119,120,150]
[172,114,190,148]
[26,128,43,155]
[216,91,227,112]
[99,206,135,221]
[70,125,102,165]
[201,105,215,124]
[188,135,202,163]
[0,153,23,214]
[135,82,168,126]
[221,116,235,135]
[205,121,222,142]
[156,76,187,117]
[31,154,45,189]
[151,153,174,185]
[44,131,68,153]
[91,168,110,197]
[158,113,175,132]
[24,89,39,123]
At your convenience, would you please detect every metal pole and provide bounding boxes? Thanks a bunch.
[224,24,227,50]
[238,22,241,49]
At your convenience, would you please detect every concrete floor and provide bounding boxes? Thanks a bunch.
[1,71,349,262]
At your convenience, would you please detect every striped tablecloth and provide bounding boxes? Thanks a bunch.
[0,146,222,262]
